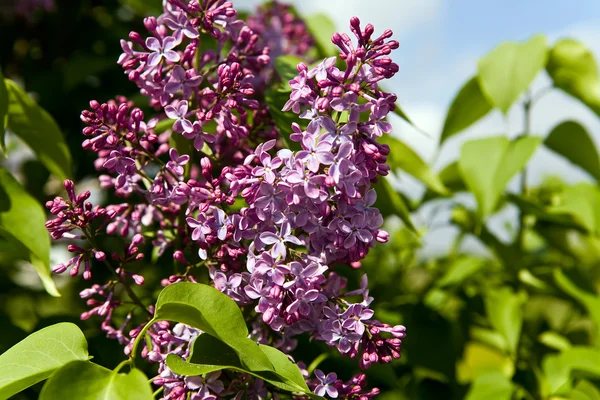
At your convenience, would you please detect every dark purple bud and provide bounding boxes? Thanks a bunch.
[173,250,189,265]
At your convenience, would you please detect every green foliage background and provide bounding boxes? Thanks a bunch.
[2,1,600,399]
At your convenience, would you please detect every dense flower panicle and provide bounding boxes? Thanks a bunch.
[48,0,405,397]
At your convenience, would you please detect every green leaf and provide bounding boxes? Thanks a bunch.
[380,135,448,194]
[392,104,415,127]
[554,269,600,345]
[40,361,153,400]
[464,371,514,400]
[549,183,600,235]
[547,38,600,117]
[538,331,571,351]
[422,161,467,202]
[0,168,58,296]
[265,85,303,151]
[440,77,492,144]
[438,161,467,193]
[508,193,587,232]
[0,323,88,399]
[571,380,600,400]
[167,334,318,397]
[167,333,242,376]
[543,346,600,394]
[0,71,8,151]
[117,0,163,15]
[259,344,310,392]
[436,257,485,287]
[63,54,115,90]
[484,287,527,355]
[5,80,71,180]
[457,342,514,383]
[478,35,548,113]
[373,177,416,232]
[274,55,303,85]
[151,282,273,372]
[304,13,337,57]
[459,136,541,218]
[545,120,600,180]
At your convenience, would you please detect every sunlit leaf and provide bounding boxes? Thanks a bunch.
[459,136,541,218]
[477,35,548,113]
[0,168,58,296]
[436,257,485,287]
[40,361,153,400]
[571,380,600,400]
[274,55,303,84]
[538,331,571,351]
[151,282,273,372]
[457,342,514,383]
[464,371,514,400]
[554,269,600,344]
[0,323,88,399]
[547,38,600,117]
[484,287,526,355]
[549,183,600,235]
[167,334,318,398]
[543,346,600,394]
[259,345,310,392]
[440,77,492,144]
[304,13,337,57]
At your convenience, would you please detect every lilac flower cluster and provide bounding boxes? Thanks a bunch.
[45,1,406,398]
[210,16,406,368]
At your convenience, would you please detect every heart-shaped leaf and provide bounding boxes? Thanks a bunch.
[0,323,88,399]
[167,334,318,398]
[150,282,273,372]
[0,168,58,296]
[441,76,492,144]
[39,361,153,400]
[545,120,600,181]
[459,136,541,218]
[478,35,548,113]
[547,38,600,117]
